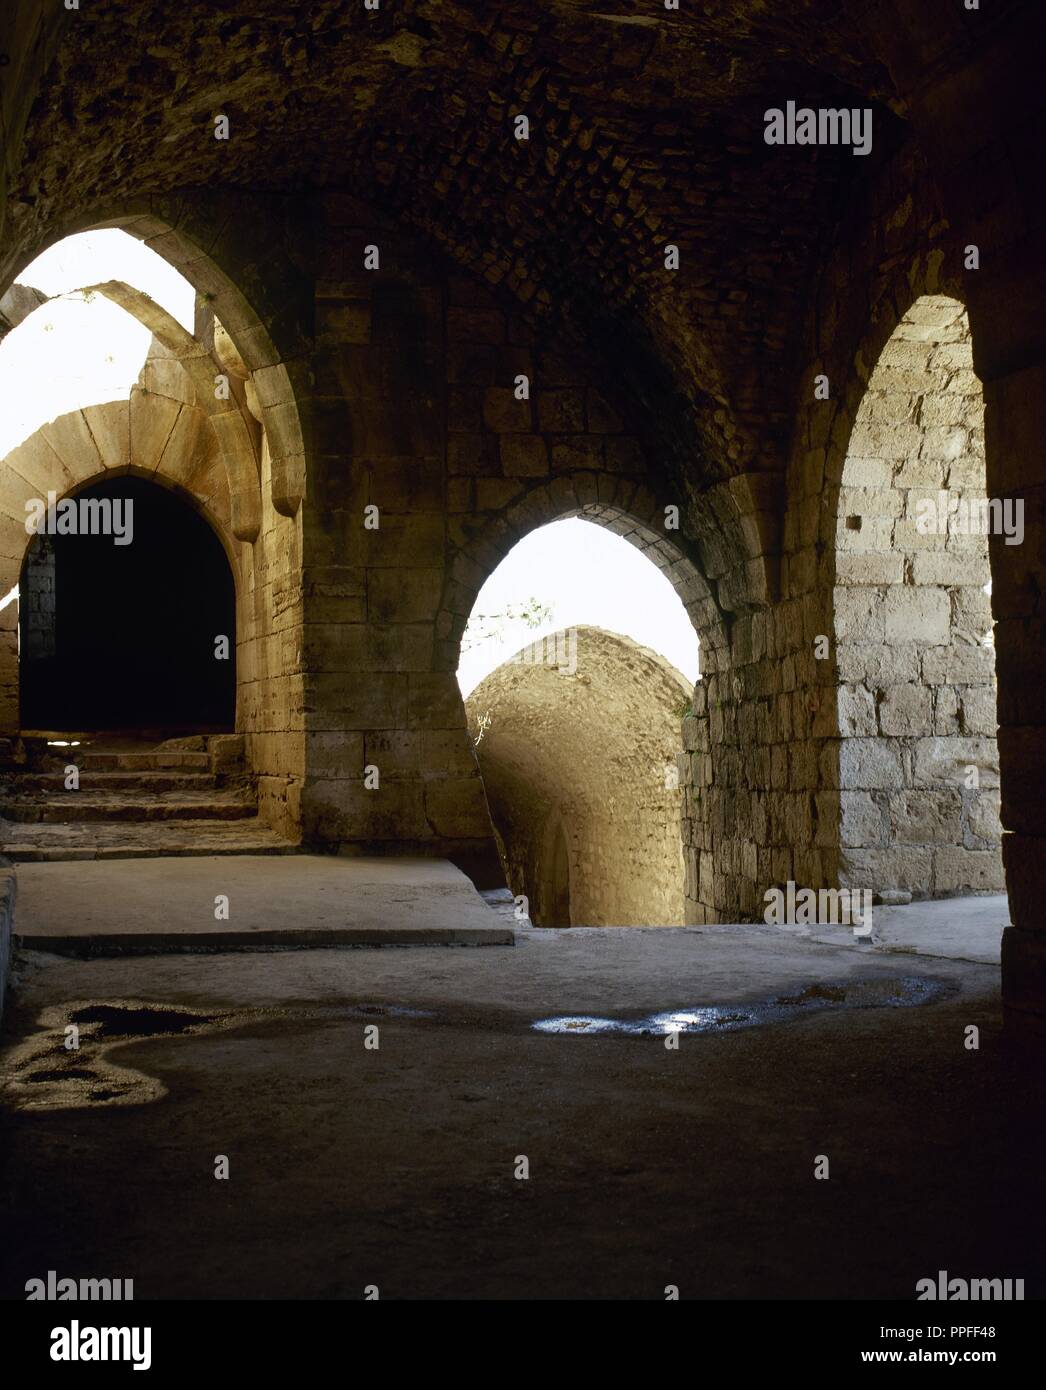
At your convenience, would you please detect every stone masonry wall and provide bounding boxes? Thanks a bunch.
[674,144,987,924]
[19,536,55,664]
[299,200,500,882]
[298,195,722,886]
[126,330,305,843]
[194,320,305,844]
[0,173,1006,926]
[833,297,1002,897]
[236,425,304,841]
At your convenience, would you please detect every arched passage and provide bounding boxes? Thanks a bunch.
[455,504,713,922]
[19,474,235,734]
[0,219,310,838]
[460,508,699,927]
[466,627,691,926]
[458,514,700,695]
[832,295,1003,898]
[2,207,307,519]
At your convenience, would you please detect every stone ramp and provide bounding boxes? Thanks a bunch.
[12,855,515,953]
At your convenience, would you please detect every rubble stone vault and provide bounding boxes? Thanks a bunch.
[467,628,691,927]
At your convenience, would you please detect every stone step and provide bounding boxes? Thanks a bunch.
[0,790,255,823]
[1,817,298,861]
[77,751,212,771]
[15,771,218,793]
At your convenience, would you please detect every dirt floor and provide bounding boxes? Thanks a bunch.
[1,918,1044,1300]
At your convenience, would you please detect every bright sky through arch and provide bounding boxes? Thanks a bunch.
[457,517,700,696]
[0,230,196,459]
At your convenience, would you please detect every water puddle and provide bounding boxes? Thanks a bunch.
[2,978,950,1111]
[532,975,950,1036]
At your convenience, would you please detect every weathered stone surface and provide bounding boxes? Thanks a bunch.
[883,589,951,645]
[838,791,883,849]
[889,790,962,846]
[826,302,1002,904]
[839,739,905,791]
[466,629,690,927]
[913,737,999,788]
[839,847,933,895]
[933,846,1006,894]
[837,684,877,737]
[879,684,933,737]
[968,792,1002,844]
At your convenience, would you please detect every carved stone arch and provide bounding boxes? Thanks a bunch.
[444,469,733,678]
[819,260,971,565]
[2,279,262,543]
[0,397,231,556]
[25,462,238,588]
[0,401,235,734]
[84,281,261,543]
[2,204,308,521]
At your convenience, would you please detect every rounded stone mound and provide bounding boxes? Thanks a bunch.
[466,626,693,927]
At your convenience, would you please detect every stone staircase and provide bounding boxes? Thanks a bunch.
[0,736,297,861]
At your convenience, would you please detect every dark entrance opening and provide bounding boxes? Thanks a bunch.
[19,475,235,734]
[545,819,572,928]
[531,814,572,928]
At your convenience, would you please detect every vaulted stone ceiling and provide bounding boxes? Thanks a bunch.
[5,1,917,487]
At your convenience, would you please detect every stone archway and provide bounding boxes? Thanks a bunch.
[450,497,722,917]
[466,627,691,927]
[445,482,751,674]
[19,472,236,734]
[0,218,310,837]
[832,294,1003,899]
[1,207,308,521]
[0,396,235,737]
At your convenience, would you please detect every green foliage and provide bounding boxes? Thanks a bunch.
[460,598,554,654]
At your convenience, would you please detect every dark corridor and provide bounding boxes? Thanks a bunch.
[18,476,235,733]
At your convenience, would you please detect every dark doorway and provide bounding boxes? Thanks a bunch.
[19,476,235,733]
[541,817,572,928]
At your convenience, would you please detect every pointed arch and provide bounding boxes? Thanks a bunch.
[2,205,308,519]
